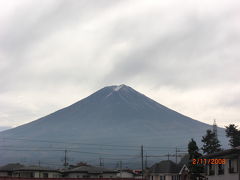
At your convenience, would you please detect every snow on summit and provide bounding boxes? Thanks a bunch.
[113,84,125,91]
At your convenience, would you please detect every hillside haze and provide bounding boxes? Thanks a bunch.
[0,85,226,167]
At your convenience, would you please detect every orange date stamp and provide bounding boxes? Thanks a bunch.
[192,159,226,165]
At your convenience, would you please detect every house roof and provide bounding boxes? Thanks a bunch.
[14,166,59,172]
[0,163,25,172]
[203,147,240,158]
[149,160,180,174]
[179,164,189,175]
[64,165,116,174]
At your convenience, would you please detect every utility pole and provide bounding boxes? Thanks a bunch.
[145,153,148,169]
[64,149,68,168]
[99,157,102,167]
[120,160,122,178]
[175,147,178,164]
[38,160,41,167]
[99,157,104,167]
[167,153,170,161]
[141,145,144,179]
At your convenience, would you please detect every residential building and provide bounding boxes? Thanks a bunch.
[116,169,135,178]
[147,160,181,180]
[178,164,190,180]
[63,165,117,178]
[0,163,24,177]
[12,166,61,178]
[204,147,240,180]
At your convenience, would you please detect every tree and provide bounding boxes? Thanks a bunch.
[225,124,240,148]
[202,129,221,154]
[188,139,203,179]
[188,138,201,160]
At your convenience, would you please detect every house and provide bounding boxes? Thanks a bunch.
[12,166,61,178]
[146,160,196,180]
[116,169,143,178]
[178,164,190,180]
[147,160,181,180]
[133,170,143,179]
[63,165,117,178]
[116,169,135,178]
[203,146,240,180]
[0,163,24,177]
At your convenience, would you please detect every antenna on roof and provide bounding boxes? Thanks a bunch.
[213,119,218,138]
[99,157,104,167]
[63,149,69,168]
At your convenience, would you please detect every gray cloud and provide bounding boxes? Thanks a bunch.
[0,0,240,127]
[104,12,240,88]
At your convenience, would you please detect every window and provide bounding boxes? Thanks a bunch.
[160,176,165,180]
[53,174,59,178]
[30,172,34,178]
[208,164,215,176]
[43,173,48,178]
[218,164,224,175]
[229,159,237,173]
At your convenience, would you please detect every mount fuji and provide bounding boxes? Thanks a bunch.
[0,85,227,167]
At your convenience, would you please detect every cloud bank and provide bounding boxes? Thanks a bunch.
[0,0,240,127]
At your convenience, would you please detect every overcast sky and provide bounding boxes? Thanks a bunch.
[0,0,240,129]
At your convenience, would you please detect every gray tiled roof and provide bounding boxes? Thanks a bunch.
[203,147,240,158]
[64,165,116,174]
[0,163,25,172]
[149,160,180,174]
[15,166,59,172]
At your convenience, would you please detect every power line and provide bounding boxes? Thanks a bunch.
[0,148,141,157]
[1,137,140,148]
[0,145,184,154]
[1,137,187,150]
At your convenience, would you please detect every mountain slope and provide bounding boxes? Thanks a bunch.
[0,126,11,132]
[0,85,227,166]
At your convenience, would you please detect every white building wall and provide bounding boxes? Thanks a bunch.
[165,175,172,180]
[0,172,9,177]
[66,172,116,178]
[66,172,90,178]
[207,170,238,180]
[39,172,61,178]
[117,172,134,178]
[102,173,117,178]
[151,173,179,180]
[207,159,239,180]
[34,172,40,178]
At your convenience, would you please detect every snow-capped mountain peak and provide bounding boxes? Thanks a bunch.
[113,84,125,91]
